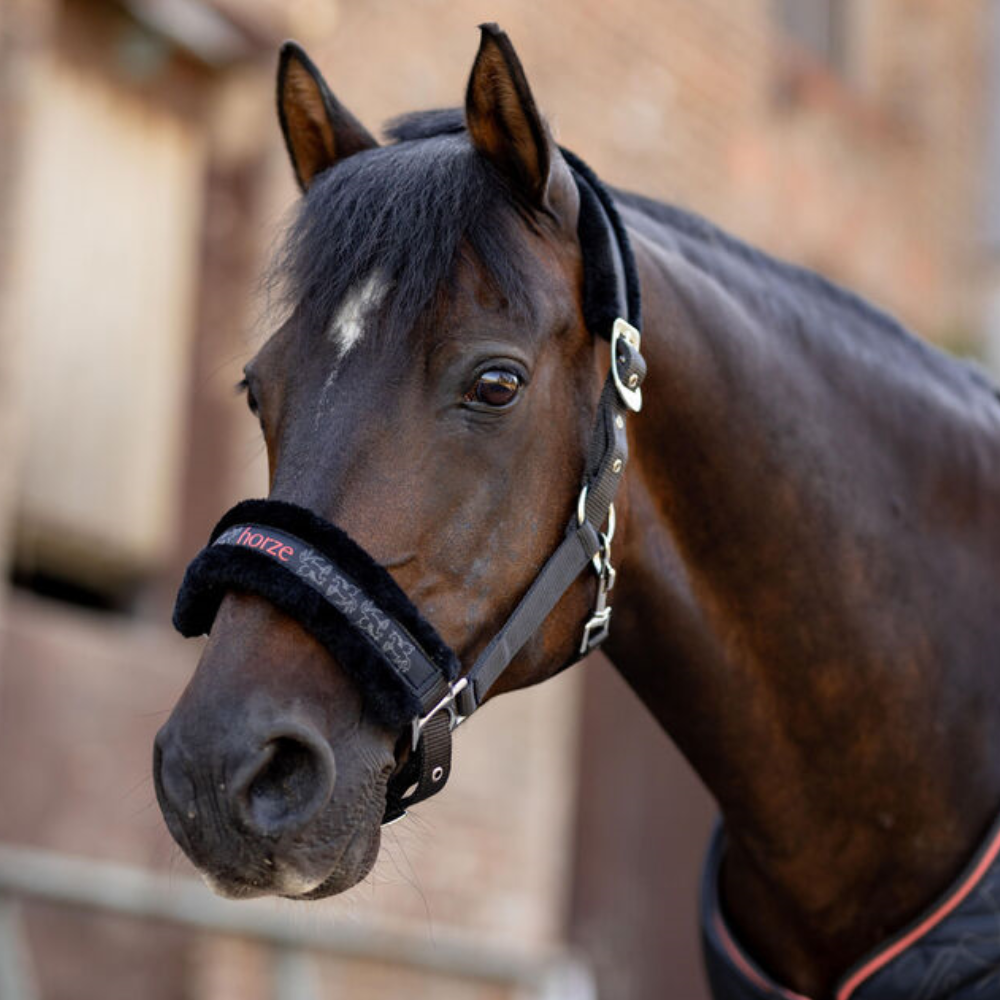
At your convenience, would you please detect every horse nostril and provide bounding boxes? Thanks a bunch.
[234,728,336,837]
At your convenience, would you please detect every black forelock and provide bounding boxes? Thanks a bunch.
[384,108,467,143]
[269,109,534,351]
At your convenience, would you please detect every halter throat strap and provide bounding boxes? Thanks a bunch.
[452,159,644,708]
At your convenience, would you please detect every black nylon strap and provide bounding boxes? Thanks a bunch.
[382,711,452,823]
[458,522,602,714]
[590,339,644,493]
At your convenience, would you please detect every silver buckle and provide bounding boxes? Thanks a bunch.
[411,677,468,751]
[611,318,643,413]
[580,606,612,654]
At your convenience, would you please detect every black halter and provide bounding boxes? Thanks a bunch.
[173,151,647,824]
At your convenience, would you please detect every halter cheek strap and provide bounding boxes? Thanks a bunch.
[173,151,646,824]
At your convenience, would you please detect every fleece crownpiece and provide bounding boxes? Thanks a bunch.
[173,499,459,731]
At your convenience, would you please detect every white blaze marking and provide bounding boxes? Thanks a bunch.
[327,272,389,358]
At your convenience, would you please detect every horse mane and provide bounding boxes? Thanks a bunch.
[384,109,918,352]
[617,188,999,399]
[384,108,466,142]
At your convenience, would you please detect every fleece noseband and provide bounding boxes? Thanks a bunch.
[173,151,646,823]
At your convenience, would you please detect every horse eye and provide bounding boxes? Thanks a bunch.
[468,369,521,408]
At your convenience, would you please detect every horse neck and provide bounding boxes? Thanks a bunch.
[603,217,1000,995]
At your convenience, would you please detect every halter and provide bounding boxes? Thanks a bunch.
[173,151,647,824]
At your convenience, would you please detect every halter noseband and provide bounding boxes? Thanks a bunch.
[173,151,647,824]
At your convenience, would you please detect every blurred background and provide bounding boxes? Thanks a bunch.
[0,1,996,998]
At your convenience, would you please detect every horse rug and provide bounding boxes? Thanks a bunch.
[702,815,1000,1000]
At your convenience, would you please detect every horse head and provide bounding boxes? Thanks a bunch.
[153,26,623,899]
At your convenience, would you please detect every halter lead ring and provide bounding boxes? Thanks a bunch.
[412,677,468,751]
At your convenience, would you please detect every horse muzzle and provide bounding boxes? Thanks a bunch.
[153,697,382,898]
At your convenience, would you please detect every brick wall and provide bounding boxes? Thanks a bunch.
[294,0,984,339]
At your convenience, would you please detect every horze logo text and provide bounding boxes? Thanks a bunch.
[235,527,295,563]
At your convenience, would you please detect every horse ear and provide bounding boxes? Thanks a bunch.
[465,24,568,211]
[277,41,378,192]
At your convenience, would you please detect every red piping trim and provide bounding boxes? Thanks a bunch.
[714,910,814,1000]
[835,818,1000,1000]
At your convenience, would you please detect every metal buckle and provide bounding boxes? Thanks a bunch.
[580,606,612,653]
[411,677,469,751]
[579,550,615,653]
[577,486,616,572]
[611,318,643,413]
[579,527,617,654]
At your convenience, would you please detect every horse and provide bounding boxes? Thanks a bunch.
[153,24,1000,1000]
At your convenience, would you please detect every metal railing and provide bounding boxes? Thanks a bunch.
[0,843,595,1000]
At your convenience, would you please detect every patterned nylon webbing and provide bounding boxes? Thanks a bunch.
[213,524,445,702]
